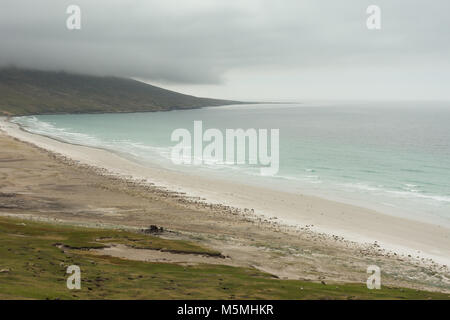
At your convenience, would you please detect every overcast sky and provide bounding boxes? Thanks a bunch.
[1,0,449,100]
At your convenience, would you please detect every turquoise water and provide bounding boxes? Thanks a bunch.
[13,102,450,226]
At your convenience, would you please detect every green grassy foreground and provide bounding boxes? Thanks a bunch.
[0,217,448,300]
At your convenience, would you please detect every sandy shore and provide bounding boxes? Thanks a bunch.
[1,117,449,266]
[0,116,449,292]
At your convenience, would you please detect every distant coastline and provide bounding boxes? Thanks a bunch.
[0,68,249,116]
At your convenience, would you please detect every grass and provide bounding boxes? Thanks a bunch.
[0,216,448,300]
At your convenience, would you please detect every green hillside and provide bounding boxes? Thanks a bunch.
[0,68,243,116]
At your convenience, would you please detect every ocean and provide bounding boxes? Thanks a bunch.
[13,102,450,227]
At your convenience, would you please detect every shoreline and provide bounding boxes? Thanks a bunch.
[1,117,449,267]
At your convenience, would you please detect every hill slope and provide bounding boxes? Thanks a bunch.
[0,68,243,116]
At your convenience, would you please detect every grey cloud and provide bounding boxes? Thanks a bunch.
[1,0,449,86]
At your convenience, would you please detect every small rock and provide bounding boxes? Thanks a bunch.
[143,225,164,234]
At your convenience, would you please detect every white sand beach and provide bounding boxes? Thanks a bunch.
[1,117,449,266]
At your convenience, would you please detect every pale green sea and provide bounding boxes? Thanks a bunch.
[13,102,450,227]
